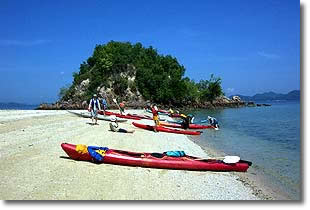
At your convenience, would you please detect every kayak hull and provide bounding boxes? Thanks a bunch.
[61,143,251,172]
[132,122,201,135]
[98,110,141,120]
[160,122,216,130]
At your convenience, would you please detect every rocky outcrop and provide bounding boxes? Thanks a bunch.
[206,96,246,109]
[247,101,256,107]
[232,95,242,102]
[36,95,250,110]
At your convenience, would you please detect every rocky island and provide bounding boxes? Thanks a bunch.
[37,41,250,111]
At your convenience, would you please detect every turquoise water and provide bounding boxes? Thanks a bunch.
[187,101,300,200]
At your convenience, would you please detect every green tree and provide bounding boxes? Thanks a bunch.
[58,84,71,99]
[199,74,223,103]
[58,41,224,107]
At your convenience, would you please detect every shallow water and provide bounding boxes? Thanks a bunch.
[186,101,300,200]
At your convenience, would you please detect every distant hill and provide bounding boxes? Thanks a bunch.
[230,90,300,102]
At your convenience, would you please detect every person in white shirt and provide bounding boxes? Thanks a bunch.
[88,94,101,125]
[207,116,219,128]
[109,115,135,133]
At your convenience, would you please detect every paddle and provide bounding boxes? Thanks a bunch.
[113,98,122,114]
[222,156,240,163]
[194,156,240,164]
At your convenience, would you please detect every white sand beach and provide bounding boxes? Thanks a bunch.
[0,110,262,200]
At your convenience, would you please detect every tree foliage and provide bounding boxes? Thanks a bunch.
[198,74,223,103]
[61,41,224,106]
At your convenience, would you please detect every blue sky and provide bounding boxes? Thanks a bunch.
[0,0,300,104]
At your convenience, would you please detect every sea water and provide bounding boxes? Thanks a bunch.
[187,101,300,200]
[0,103,38,110]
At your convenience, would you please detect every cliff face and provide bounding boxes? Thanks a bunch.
[38,80,147,110]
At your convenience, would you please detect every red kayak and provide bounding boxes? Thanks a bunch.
[158,109,170,114]
[61,143,251,172]
[98,110,141,120]
[169,113,182,118]
[126,113,153,120]
[160,122,216,130]
[132,122,201,135]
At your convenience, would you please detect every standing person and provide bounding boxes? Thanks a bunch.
[88,94,101,125]
[151,104,160,132]
[119,101,125,114]
[109,116,135,133]
[101,97,108,115]
[208,116,219,128]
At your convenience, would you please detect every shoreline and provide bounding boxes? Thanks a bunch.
[1,110,260,200]
[188,136,291,200]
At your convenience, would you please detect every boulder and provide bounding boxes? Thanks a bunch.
[232,96,242,102]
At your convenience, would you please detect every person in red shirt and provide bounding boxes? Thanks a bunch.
[119,101,125,114]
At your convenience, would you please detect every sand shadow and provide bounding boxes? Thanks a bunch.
[108,129,135,134]
[59,156,71,160]
[86,122,99,126]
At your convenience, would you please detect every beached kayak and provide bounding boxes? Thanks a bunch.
[126,113,153,120]
[145,109,170,115]
[160,121,216,130]
[61,143,251,172]
[170,113,184,118]
[132,122,201,135]
[98,110,142,120]
[67,111,127,122]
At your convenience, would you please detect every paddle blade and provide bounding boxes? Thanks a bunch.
[223,156,240,164]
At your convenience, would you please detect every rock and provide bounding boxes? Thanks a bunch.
[232,96,241,102]
[82,101,88,108]
[74,79,89,96]
[247,101,256,107]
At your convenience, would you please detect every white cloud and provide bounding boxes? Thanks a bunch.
[60,71,65,75]
[0,39,51,46]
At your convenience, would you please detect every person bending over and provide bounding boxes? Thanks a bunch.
[208,116,219,128]
[180,114,194,130]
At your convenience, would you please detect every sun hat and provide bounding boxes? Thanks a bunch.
[93,94,97,97]
[110,115,117,122]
